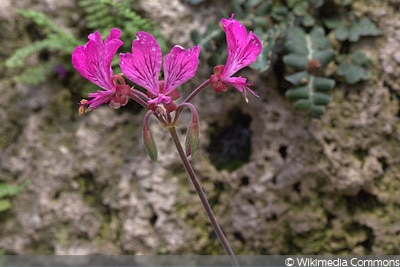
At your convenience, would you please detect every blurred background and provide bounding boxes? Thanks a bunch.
[1,0,400,255]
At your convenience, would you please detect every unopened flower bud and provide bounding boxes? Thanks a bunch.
[185,107,200,157]
[185,120,199,157]
[142,113,158,162]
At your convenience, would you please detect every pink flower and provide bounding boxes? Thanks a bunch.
[120,32,201,112]
[210,14,262,102]
[72,28,131,114]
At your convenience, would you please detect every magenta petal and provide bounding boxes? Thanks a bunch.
[221,16,247,54]
[86,90,115,109]
[163,45,201,94]
[224,76,258,101]
[221,17,262,76]
[72,28,123,90]
[120,32,162,95]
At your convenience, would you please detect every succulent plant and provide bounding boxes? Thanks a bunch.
[192,0,381,118]
[284,27,335,118]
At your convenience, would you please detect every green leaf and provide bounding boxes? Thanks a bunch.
[310,27,331,49]
[251,46,272,72]
[313,77,335,91]
[283,54,309,69]
[313,92,331,105]
[0,200,11,212]
[0,181,29,199]
[285,41,308,55]
[335,23,350,41]
[334,17,380,42]
[349,22,362,42]
[358,17,381,37]
[285,27,307,55]
[286,86,309,100]
[324,18,340,29]
[313,49,335,66]
[285,71,309,85]
[271,6,288,21]
[183,0,205,5]
[336,62,371,84]
[293,1,308,16]
[309,105,326,118]
[303,13,316,27]
[351,50,373,67]
[254,0,273,16]
[294,99,312,109]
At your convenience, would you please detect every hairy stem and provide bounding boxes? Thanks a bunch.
[183,79,210,103]
[168,127,239,266]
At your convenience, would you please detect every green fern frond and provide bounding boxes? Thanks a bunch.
[14,62,57,85]
[79,0,165,52]
[5,36,72,69]
[15,9,80,47]
[6,9,81,85]
[0,180,29,213]
[7,1,164,86]
[0,180,29,199]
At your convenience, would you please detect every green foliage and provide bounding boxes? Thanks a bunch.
[325,15,381,42]
[6,0,165,86]
[191,0,292,72]
[0,180,30,213]
[284,27,335,118]
[192,0,380,118]
[336,50,373,84]
[183,0,206,5]
[191,22,227,68]
[5,9,81,85]
[285,0,324,27]
[79,0,166,55]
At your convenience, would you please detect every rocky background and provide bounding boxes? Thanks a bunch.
[1,0,400,255]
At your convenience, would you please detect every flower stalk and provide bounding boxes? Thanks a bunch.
[72,13,262,264]
[168,126,239,267]
[142,111,158,162]
[183,79,210,103]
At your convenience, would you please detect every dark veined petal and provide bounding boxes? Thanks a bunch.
[120,32,162,95]
[220,15,262,77]
[163,45,201,94]
[72,28,123,91]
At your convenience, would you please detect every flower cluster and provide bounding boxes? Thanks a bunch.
[72,14,261,158]
[72,28,200,115]
[73,14,261,113]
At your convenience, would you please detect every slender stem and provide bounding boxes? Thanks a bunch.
[129,90,149,109]
[168,127,239,267]
[183,79,210,103]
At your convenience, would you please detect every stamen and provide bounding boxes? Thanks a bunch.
[79,99,88,115]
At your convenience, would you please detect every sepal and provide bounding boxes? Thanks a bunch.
[185,120,199,157]
[176,103,200,157]
[142,111,158,162]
